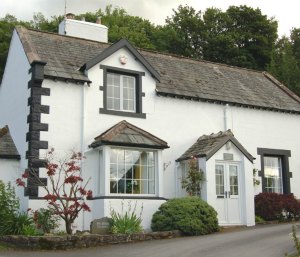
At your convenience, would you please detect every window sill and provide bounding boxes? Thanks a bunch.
[99,108,146,119]
[89,195,166,200]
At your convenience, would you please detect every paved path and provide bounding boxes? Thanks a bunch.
[0,223,297,257]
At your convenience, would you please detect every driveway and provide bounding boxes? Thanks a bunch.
[0,223,297,257]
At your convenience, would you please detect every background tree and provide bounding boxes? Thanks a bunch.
[165,5,277,70]
[0,14,30,83]
[268,36,300,96]
[165,5,205,58]
[0,5,299,96]
[77,6,157,50]
[29,12,63,32]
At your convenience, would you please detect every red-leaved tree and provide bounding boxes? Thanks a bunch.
[17,148,92,234]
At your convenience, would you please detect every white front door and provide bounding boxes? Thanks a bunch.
[215,163,242,225]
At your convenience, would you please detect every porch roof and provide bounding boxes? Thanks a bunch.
[176,130,254,163]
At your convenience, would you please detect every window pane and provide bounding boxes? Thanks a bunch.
[264,157,283,193]
[107,73,121,111]
[148,180,155,194]
[110,149,156,195]
[107,97,113,110]
[114,99,120,110]
[114,86,120,98]
[229,165,238,195]
[215,165,224,196]
[106,73,136,112]
[107,86,113,97]
[122,75,135,112]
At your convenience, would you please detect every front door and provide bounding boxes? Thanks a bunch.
[215,163,242,225]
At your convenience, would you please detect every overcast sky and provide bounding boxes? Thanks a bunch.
[0,0,299,36]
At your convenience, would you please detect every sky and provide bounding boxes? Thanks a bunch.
[0,0,299,37]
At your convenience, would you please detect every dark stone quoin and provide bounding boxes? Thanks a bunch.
[26,60,49,198]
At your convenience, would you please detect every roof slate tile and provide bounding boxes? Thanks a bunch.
[0,126,20,159]
[15,27,300,113]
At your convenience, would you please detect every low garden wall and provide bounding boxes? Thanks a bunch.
[0,230,181,250]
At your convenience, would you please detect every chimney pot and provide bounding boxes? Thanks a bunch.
[96,17,102,24]
[66,13,75,19]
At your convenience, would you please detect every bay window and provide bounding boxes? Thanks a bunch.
[109,148,156,195]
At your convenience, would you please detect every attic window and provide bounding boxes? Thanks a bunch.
[99,65,146,119]
[107,73,136,112]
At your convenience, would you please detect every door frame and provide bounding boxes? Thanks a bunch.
[215,160,244,225]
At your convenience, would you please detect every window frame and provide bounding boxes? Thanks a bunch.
[104,145,160,196]
[257,148,292,194]
[100,65,146,119]
[108,147,158,197]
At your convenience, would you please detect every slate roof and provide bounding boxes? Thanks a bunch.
[0,126,20,160]
[176,130,254,163]
[89,120,169,149]
[15,26,300,113]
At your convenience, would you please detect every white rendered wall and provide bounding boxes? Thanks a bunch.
[0,30,31,211]
[0,159,20,184]
[32,46,300,230]
[0,30,31,171]
[103,199,165,231]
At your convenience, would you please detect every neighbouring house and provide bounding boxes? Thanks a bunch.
[0,126,21,185]
[0,16,300,230]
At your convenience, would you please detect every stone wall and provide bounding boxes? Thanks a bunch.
[0,231,181,250]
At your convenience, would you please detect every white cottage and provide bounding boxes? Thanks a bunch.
[0,17,300,230]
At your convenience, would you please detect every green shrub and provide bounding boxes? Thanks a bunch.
[255,215,265,224]
[0,180,19,220]
[109,201,143,234]
[151,197,219,236]
[292,225,300,256]
[32,208,59,234]
[0,212,39,236]
[0,180,41,236]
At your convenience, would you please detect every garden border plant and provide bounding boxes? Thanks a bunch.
[255,192,300,221]
[0,180,38,236]
[16,148,93,234]
[109,200,143,235]
[151,196,219,236]
[181,158,205,197]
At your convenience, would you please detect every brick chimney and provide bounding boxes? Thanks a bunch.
[58,14,108,43]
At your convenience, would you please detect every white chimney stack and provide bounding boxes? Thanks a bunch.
[58,14,108,43]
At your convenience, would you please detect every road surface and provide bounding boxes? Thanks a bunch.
[0,223,297,257]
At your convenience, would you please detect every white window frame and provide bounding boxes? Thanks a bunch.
[108,147,157,196]
[263,156,283,194]
[107,72,136,113]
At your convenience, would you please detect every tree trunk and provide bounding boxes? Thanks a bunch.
[65,220,73,234]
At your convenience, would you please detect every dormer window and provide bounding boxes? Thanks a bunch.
[100,65,146,119]
[107,72,136,112]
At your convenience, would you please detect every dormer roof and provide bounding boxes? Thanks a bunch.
[81,38,160,81]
